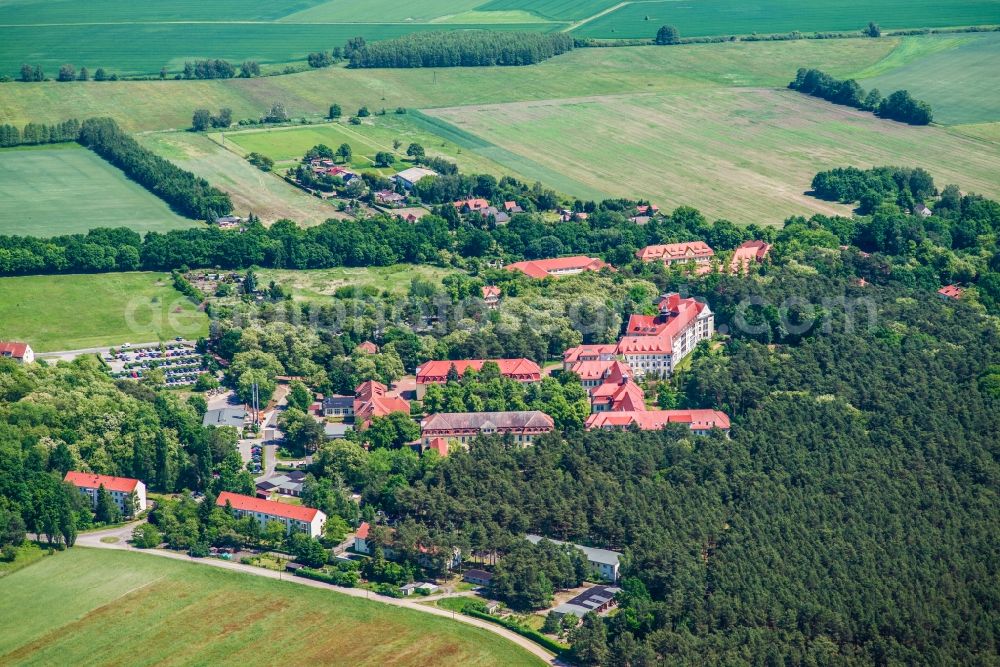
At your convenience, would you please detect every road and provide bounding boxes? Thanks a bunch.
[37,339,195,362]
[76,523,557,665]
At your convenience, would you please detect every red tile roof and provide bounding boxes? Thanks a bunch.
[416,359,541,384]
[0,341,30,359]
[356,341,378,354]
[569,359,632,382]
[482,285,501,299]
[428,437,450,457]
[562,344,617,364]
[937,284,963,300]
[356,521,370,539]
[617,295,707,356]
[64,471,141,493]
[591,379,646,412]
[216,491,321,522]
[505,256,612,279]
[354,380,410,420]
[636,241,714,263]
[585,409,730,432]
[730,240,771,274]
[421,411,554,434]
[454,198,490,210]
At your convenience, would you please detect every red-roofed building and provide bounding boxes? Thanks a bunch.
[636,241,714,267]
[585,409,730,435]
[729,240,772,274]
[562,343,618,367]
[482,285,501,309]
[454,198,490,212]
[0,341,33,364]
[420,411,554,447]
[217,491,326,537]
[64,471,146,515]
[615,293,713,377]
[356,341,379,354]
[505,255,612,279]
[427,437,451,457]
[590,377,646,413]
[937,284,964,300]
[353,521,462,569]
[568,359,633,389]
[415,358,541,398]
[635,204,660,215]
[354,380,410,425]
[503,201,523,213]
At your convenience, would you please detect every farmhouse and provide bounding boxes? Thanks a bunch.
[526,534,622,582]
[453,198,490,212]
[481,285,501,309]
[552,585,623,618]
[420,411,554,447]
[392,166,437,189]
[616,293,713,377]
[636,241,714,267]
[321,395,354,417]
[64,471,147,515]
[216,491,326,538]
[938,284,964,300]
[503,201,523,213]
[415,358,541,398]
[729,240,772,274]
[0,341,34,364]
[505,255,612,279]
[585,409,731,435]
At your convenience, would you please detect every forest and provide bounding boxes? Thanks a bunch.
[789,67,933,124]
[348,31,575,68]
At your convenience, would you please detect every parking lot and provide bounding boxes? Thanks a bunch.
[107,341,206,387]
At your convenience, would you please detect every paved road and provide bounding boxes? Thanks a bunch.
[37,339,195,362]
[75,524,558,665]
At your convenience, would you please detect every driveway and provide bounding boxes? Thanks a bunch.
[75,523,558,665]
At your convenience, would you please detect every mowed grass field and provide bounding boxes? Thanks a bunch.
[219,115,516,177]
[426,88,1000,223]
[574,0,1000,38]
[0,548,541,666]
[0,272,208,351]
[137,131,341,225]
[858,33,1000,125]
[0,144,194,237]
[258,265,459,300]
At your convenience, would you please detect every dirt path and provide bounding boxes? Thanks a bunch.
[76,524,558,665]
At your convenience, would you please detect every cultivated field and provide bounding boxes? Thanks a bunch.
[426,88,1000,223]
[137,131,341,225]
[0,38,897,131]
[0,548,540,666]
[574,0,1000,38]
[0,144,194,237]
[858,33,1000,125]
[258,265,459,300]
[0,273,208,351]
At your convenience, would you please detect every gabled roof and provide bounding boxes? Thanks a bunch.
[356,521,370,539]
[64,471,141,493]
[454,198,489,210]
[569,359,632,382]
[563,343,618,364]
[354,380,409,420]
[356,341,378,354]
[636,241,714,262]
[505,256,612,279]
[428,437,450,456]
[416,359,541,383]
[591,379,646,412]
[216,491,322,523]
[938,284,963,299]
[393,166,437,184]
[730,240,771,274]
[482,285,501,299]
[0,341,30,358]
[585,409,730,432]
[421,411,554,432]
[617,295,709,356]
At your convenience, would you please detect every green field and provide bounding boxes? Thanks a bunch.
[0,144,194,237]
[0,38,897,132]
[0,272,208,351]
[0,548,541,666]
[258,265,459,300]
[137,131,340,226]
[858,33,1000,125]
[426,87,1000,223]
[480,0,618,21]
[574,0,1000,38]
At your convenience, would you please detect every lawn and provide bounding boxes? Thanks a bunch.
[219,115,516,178]
[0,272,209,352]
[573,0,1000,39]
[425,87,1000,224]
[137,131,341,226]
[858,33,1000,125]
[258,265,459,300]
[0,144,194,237]
[0,548,543,666]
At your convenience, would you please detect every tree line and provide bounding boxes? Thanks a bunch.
[0,119,80,148]
[348,31,575,68]
[78,118,232,220]
[789,68,933,124]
